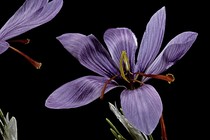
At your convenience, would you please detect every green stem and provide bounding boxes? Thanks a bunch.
[148,135,154,140]
[106,118,126,140]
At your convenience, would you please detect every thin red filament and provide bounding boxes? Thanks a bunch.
[100,75,119,100]
[9,46,42,69]
[160,114,168,140]
[8,39,30,44]
[134,72,175,84]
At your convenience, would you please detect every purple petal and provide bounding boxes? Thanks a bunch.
[0,0,63,40]
[120,84,163,135]
[56,33,119,77]
[143,31,198,82]
[135,6,166,73]
[0,41,9,54]
[104,28,138,71]
[45,76,119,109]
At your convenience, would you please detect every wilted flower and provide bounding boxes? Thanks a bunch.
[0,109,17,140]
[45,6,198,135]
[0,0,63,68]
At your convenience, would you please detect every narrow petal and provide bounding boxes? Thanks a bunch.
[120,84,163,135]
[104,28,138,71]
[143,31,198,82]
[56,33,119,77]
[0,41,9,54]
[135,6,166,72]
[0,0,63,40]
[45,76,119,109]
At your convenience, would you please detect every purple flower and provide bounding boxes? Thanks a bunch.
[0,0,63,68]
[45,6,198,135]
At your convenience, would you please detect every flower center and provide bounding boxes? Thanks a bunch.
[100,51,175,99]
[8,39,42,69]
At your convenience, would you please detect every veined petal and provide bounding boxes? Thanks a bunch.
[135,7,166,72]
[0,41,9,54]
[25,0,63,26]
[0,0,63,40]
[120,84,163,135]
[143,31,198,82]
[56,33,119,77]
[104,28,138,71]
[45,76,119,109]
[0,0,48,39]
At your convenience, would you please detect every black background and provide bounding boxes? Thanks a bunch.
[0,0,208,140]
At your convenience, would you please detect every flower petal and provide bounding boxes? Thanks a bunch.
[0,41,9,54]
[135,6,166,72]
[45,76,119,109]
[120,84,163,135]
[0,0,63,40]
[56,33,119,77]
[104,28,138,71]
[143,31,198,82]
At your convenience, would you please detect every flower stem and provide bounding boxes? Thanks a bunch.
[148,135,154,140]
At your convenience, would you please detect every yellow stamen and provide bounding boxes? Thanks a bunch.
[119,51,130,83]
[9,46,42,69]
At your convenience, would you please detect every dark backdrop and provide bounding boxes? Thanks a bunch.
[0,0,208,140]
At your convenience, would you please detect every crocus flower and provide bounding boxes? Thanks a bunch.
[45,6,198,135]
[0,109,17,140]
[0,0,63,68]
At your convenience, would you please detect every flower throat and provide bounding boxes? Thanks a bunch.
[100,51,175,99]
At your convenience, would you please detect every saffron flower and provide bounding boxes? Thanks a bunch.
[0,0,63,69]
[45,6,198,135]
[0,109,17,140]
